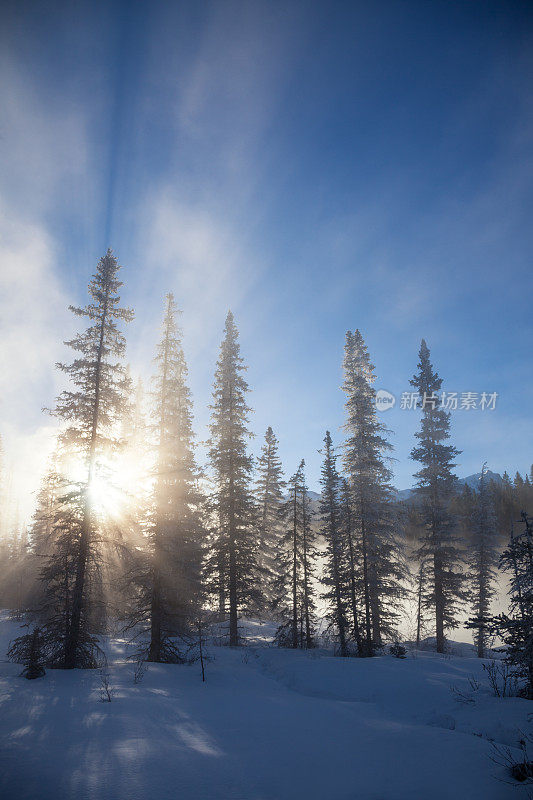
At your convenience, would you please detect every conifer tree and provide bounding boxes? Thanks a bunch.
[342,330,404,654]
[494,512,533,698]
[128,294,203,662]
[29,250,133,668]
[273,460,316,648]
[464,465,499,657]
[8,626,46,679]
[33,478,100,667]
[24,458,64,612]
[255,427,286,610]
[207,311,257,646]
[320,433,349,656]
[410,339,465,653]
[300,465,315,648]
[339,479,363,654]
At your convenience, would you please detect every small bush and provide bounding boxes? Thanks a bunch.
[99,668,114,702]
[389,642,407,659]
[491,734,533,788]
[8,626,46,680]
[483,660,520,698]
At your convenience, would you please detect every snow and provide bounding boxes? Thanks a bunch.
[0,613,531,800]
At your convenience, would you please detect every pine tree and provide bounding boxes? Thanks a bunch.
[273,460,316,648]
[207,311,258,646]
[320,433,349,656]
[128,294,204,662]
[34,250,132,668]
[464,465,499,657]
[342,330,404,654]
[410,339,465,654]
[339,479,363,654]
[255,427,286,611]
[413,553,430,646]
[494,512,533,698]
[8,626,46,679]
[34,478,100,667]
[300,466,315,649]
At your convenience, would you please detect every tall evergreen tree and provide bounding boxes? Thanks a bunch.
[273,460,316,649]
[339,479,364,654]
[41,250,132,668]
[464,465,500,657]
[342,330,404,654]
[320,433,349,656]
[410,339,465,653]
[494,512,533,698]
[128,294,203,662]
[254,427,286,610]
[207,311,258,646]
[31,477,99,667]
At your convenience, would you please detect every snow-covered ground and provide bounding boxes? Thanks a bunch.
[0,613,531,800]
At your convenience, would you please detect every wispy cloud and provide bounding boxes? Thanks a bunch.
[0,52,90,523]
[0,203,73,521]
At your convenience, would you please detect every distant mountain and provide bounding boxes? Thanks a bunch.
[294,474,504,506]
[456,469,503,490]
[396,470,503,502]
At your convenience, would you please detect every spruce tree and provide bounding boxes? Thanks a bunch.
[254,427,286,611]
[300,465,315,649]
[42,250,132,668]
[35,478,100,667]
[207,311,257,646]
[273,460,316,648]
[320,432,349,656]
[464,465,499,657]
[494,512,533,698]
[8,626,46,679]
[128,294,203,662]
[342,330,404,654]
[410,339,465,653]
[339,479,363,654]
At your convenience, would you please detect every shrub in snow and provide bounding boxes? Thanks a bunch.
[8,626,46,679]
[389,642,407,659]
[483,660,520,698]
[99,668,113,702]
[491,734,533,787]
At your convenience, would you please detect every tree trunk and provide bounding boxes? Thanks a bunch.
[361,503,373,656]
[64,280,110,668]
[434,552,445,654]
[291,486,298,649]
[331,518,347,657]
[302,489,313,649]
[345,504,363,654]
[149,565,162,661]
[416,562,423,647]
[228,538,238,646]
[64,500,90,668]
[218,548,226,617]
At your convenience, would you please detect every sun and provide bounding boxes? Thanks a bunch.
[88,476,122,516]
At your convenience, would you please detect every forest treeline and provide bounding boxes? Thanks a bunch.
[1,252,532,693]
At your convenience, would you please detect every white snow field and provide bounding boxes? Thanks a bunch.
[0,614,531,800]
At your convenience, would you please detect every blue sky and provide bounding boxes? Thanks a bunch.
[1,0,532,516]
